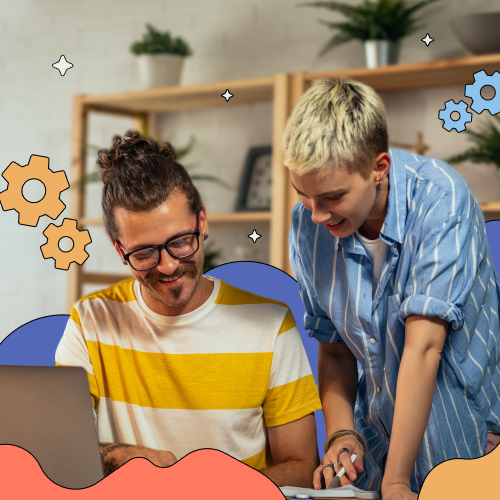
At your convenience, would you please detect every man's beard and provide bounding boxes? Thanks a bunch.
[142,262,200,302]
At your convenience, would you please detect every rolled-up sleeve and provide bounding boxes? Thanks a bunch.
[400,212,481,331]
[289,219,343,344]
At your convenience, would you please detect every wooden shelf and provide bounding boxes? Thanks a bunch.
[207,211,271,222]
[304,53,500,93]
[81,77,275,114]
[80,211,271,228]
[82,272,132,285]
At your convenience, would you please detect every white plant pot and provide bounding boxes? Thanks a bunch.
[137,54,185,89]
[364,40,400,69]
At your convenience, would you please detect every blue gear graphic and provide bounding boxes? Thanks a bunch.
[464,70,500,115]
[438,100,472,132]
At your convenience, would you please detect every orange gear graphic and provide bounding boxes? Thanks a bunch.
[0,155,69,226]
[41,218,92,270]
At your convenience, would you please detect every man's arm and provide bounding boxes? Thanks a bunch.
[99,442,177,476]
[260,413,319,488]
[381,315,448,500]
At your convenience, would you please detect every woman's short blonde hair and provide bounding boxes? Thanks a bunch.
[282,78,388,179]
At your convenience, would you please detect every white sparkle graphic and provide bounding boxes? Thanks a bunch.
[248,230,261,243]
[221,89,234,102]
[421,34,434,46]
[52,55,74,76]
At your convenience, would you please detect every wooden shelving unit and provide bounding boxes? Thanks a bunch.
[68,74,291,311]
[68,53,500,307]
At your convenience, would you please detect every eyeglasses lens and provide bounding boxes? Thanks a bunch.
[128,234,199,271]
[129,247,159,271]
[167,234,198,258]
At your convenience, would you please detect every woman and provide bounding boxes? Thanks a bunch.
[282,78,500,500]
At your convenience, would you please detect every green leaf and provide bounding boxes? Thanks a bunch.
[131,24,192,56]
[189,174,233,189]
[174,135,196,159]
[445,115,500,169]
[203,241,223,273]
[318,31,355,56]
[319,20,371,40]
[300,0,442,45]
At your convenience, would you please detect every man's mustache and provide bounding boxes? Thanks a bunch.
[144,263,198,284]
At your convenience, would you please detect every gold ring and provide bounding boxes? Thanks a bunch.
[322,463,335,473]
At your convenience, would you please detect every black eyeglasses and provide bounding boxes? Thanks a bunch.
[117,216,201,271]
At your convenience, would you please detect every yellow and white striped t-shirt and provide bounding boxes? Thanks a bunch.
[56,276,321,470]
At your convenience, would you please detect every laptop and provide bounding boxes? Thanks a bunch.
[0,365,104,488]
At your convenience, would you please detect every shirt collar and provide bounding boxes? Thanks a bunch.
[379,149,407,245]
[338,149,407,253]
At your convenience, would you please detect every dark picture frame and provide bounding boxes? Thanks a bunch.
[235,145,272,212]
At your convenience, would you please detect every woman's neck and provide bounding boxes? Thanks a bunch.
[358,176,390,240]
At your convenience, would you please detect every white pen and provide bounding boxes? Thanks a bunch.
[327,453,357,489]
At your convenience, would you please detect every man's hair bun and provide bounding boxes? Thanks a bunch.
[96,130,202,241]
[97,130,178,185]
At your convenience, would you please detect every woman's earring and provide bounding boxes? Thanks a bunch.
[377,180,383,193]
[204,234,209,241]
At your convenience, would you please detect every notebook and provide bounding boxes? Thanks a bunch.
[280,485,380,499]
[0,365,104,488]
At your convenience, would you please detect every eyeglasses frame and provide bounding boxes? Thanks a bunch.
[115,215,201,271]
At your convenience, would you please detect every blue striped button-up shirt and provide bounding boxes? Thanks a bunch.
[289,149,500,494]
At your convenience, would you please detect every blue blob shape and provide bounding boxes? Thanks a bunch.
[207,262,326,456]
[486,220,500,277]
[0,315,69,366]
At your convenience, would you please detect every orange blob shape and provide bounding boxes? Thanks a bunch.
[41,218,91,270]
[0,155,69,227]
[419,445,500,499]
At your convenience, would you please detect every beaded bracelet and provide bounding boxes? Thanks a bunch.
[324,429,367,456]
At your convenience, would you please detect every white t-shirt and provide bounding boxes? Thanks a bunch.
[356,231,388,299]
[55,276,321,470]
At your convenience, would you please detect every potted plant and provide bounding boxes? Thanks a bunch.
[446,115,500,196]
[298,0,440,68]
[131,24,193,88]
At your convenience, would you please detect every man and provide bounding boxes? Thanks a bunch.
[56,131,322,487]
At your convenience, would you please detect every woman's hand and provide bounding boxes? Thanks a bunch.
[312,436,364,490]
[381,481,417,500]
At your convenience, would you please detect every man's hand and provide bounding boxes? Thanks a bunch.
[100,442,177,476]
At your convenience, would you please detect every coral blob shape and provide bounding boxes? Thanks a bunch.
[0,445,285,499]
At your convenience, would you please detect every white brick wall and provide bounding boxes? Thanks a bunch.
[0,0,498,341]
